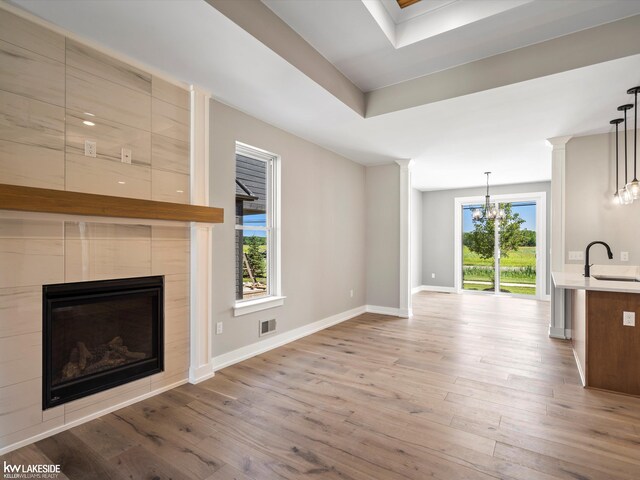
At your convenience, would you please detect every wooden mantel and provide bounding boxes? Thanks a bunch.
[0,184,224,223]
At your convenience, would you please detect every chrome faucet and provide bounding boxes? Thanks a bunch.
[584,241,613,277]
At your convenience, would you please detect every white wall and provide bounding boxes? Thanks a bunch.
[565,130,640,266]
[365,164,400,308]
[210,100,366,359]
[411,187,422,289]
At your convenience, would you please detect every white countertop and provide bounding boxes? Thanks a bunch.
[552,271,640,294]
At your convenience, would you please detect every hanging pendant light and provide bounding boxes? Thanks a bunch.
[618,103,634,204]
[610,118,624,205]
[627,86,640,199]
[472,172,504,221]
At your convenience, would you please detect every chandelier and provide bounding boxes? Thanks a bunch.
[472,172,504,221]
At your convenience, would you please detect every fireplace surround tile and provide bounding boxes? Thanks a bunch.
[66,110,151,167]
[0,219,64,289]
[151,98,189,142]
[64,222,152,282]
[0,378,42,438]
[0,332,40,387]
[66,66,151,131]
[151,77,190,110]
[0,286,41,338]
[0,90,65,150]
[0,39,64,106]
[151,169,190,204]
[63,377,151,424]
[152,227,190,275]
[65,152,152,200]
[0,139,65,190]
[66,39,152,95]
[42,405,64,422]
[164,273,189,341]
[150,369,188,392]
[0,9,64,62]
[151,134,189,175]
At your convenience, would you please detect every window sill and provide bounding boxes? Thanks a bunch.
[234,296,286,317]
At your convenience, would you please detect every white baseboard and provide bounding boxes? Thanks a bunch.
[411,286,422,294]
[0,378,188,456]
[212,305,367,372]
[365,305,401,316]
[414,285,456,294]
[541,294,551,301]
[548,326,571,339]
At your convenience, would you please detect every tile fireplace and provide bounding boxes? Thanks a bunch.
[42,276,164,409]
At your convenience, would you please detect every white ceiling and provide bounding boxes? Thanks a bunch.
[263,0,640,92]
[8,0,640,191]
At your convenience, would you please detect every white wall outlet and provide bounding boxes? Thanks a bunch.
[568,251,584,261]
[121,147,132,164]
[216,321,223,334]
[620,251,629,262]
[84,140,96,158]
[350,289,354,298]
[431,273,436,279]
[623,311,635,327]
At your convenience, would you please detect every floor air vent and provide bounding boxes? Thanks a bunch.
[260,319,276,336]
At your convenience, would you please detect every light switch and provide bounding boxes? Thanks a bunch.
[621,251,629,262]
[216,321,223,334]
[623,311,635,327]
[568,251,584,261]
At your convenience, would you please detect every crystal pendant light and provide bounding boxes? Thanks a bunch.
[627,86,640,199]
[472,172,504,220]
[610,118,624,205]
[618,103,634,204]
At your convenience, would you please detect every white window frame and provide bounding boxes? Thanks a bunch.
[453,191,547,301]
[233,142,284,316]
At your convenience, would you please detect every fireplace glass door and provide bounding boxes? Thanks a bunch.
[43,276,164,409]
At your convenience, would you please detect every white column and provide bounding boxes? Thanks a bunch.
[189,86,215,383]
[396,159,413,318]
[547,135,572,339]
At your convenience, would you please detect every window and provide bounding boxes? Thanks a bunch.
[234,142,283,316]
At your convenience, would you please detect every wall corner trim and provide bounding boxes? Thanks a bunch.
[548,135,572,339]
[189,86,215,384]
[395,159,413,323]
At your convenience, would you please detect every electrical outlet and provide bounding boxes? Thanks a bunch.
[216,322,223,334]
[568,251,584,261]
[431,273,436,279]
[121,148,132,164]
[84,140,96,158]
[350,289,354,298]
[623,311,635,327]
[621,251,629,262]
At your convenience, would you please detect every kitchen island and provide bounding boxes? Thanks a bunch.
[552,271,640,396]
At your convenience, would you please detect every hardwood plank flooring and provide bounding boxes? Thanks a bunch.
[2,292,640,479]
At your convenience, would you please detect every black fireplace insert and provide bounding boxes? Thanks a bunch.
[43,276,164,409]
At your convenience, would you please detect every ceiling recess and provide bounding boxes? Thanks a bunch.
[397,0,421,9]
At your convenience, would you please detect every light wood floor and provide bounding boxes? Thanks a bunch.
[3,292,640,479]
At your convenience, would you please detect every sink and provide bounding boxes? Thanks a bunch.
[592,274,640,282]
